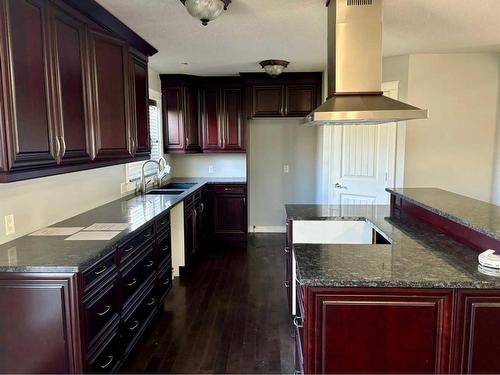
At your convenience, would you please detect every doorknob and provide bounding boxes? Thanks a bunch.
[334,183,347,189]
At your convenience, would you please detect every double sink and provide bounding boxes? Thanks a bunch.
[146,182,197,196]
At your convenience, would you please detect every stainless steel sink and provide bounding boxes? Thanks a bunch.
[161,182,196,189]
[146,190,184,196]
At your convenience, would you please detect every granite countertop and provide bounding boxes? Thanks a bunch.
[286,202,500,289]
[0,177,246,273]
[387,188,500,241]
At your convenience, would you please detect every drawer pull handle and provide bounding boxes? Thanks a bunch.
[161,245,169,252]
[284,247,290,254]
[126,278,138,287]
[224,188,232,191]
[146,297,156,306]
[161,278,170,286]
[128,320,140,331]
[293,316,303,329]
[144,230,153,238]
[284,281,290,288]
[99,355,114,369]
[97,305,111,316]
[123,245,134,253]
[94,265,107,275]
[145,260,154,268]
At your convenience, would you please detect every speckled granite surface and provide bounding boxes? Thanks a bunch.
[0,177,245,273]
[286,203,500,289]
[387,188,500,241]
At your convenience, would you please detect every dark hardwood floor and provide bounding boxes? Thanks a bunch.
[122,233,294,374]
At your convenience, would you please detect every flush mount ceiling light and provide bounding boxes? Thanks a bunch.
[180,0,231,26]
[259,60,290,77]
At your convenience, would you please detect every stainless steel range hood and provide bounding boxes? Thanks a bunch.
[302,0,427,126]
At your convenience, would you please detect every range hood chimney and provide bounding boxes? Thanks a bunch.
[302,0,427,126]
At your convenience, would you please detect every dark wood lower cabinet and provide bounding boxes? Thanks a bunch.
[208,184,247,243]
[0,214,172,373]
[296,286,500,374]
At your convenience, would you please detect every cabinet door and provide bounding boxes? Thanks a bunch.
[452,290,500,374]
[252,85,284,117]
[184,87,201,152]
[308,289,453,374]
[285,84,318,117]
[0,0,57,170]
[88,29,132,160]
[222,88,245,151]
[130,55,150,156]
[163,87,184,153]
[201,88,221,151]
[184,207,195,265]
[210,188,247,242]
[51,5,92,164]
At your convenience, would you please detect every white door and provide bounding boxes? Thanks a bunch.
[328,82,399,205]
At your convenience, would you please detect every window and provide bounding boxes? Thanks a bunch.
[126,99,163,181]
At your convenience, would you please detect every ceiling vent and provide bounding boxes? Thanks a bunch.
[347,0,373,6]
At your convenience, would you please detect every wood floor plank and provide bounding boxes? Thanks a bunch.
[121,233,293,374]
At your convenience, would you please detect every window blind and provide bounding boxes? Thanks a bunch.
[126,103,162,182]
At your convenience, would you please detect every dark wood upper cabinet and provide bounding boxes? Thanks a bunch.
[200,81,245,153]
[130,53,150,157]
[0,0,57,171]
[0,0,155,182]
[285,84,319,117]
[88,29,133,160]
[242,72,322,119]
[252,85,284,117]
[161,75,201,154]
[51,4,92,165]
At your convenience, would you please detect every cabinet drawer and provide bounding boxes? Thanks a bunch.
[118,225,154,264]
[84,280,119,346]
[158,266,173,302]
[157,234,172,268]
[83,252,117,293]
[155,214,170,237]
[122,284,158,355]
[88,330,122,373]
[212,184,246,195]
[121,247,156,307]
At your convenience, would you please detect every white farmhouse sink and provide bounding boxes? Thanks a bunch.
[292,220,375,244]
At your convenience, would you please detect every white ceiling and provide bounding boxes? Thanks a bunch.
[96,0,500,75]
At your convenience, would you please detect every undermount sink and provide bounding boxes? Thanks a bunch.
[161,182,196,189]
[146,190,184,196]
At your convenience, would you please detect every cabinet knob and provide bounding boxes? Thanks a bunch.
[284,246,290,253]
[284,281,290,288]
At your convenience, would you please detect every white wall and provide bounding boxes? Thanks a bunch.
[170,154,246,178]
[249,118,318,230]
[404,53,500,202]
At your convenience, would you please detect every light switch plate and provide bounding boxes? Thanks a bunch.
[208,165,214,174]
[284,165,290,173]
[4,214,15,235]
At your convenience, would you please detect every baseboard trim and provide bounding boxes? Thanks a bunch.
[249,226,286,233]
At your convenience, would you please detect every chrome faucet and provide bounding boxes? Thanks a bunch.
[141,159,162,194]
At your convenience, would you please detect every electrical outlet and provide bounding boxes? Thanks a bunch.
[283,164,290,173]
[4,214,15,235]
[208,165,214,174]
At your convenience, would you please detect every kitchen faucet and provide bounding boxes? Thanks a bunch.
[141,159,162,194]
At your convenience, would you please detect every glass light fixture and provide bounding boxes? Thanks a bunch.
[259,60,290,77]
[180,0,231,26]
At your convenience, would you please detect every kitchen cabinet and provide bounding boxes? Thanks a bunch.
[130,53,150,157]
[452,289,500,373]
[0,0,58,171]
[183,187,207,268]
[88,29,133,160]
[208,184,247,243]
[51,4,92,165]
[161,75,202,154]
[297,287,453,374]
[0,0,156,182]
[0,214,172,373]
[242,72,322,119]
[200,82,245,152]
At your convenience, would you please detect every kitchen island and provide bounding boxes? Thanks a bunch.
[0,177,246,373]
[286,188,500,374]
